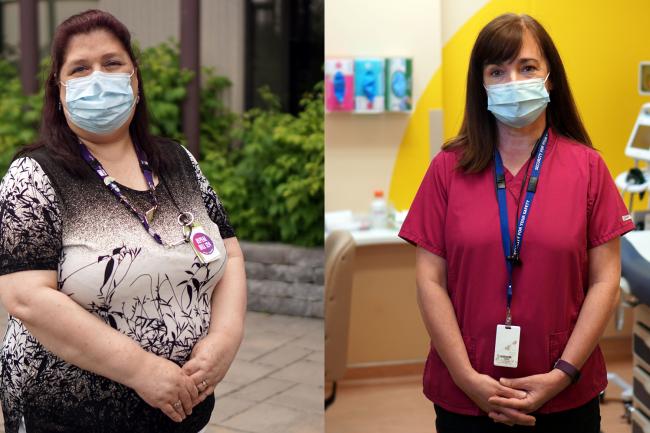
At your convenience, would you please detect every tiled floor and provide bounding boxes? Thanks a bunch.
[326,359,635,433]
[206,312,323,433]
[0,309,324,433]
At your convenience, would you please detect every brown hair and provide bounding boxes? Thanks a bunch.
[18,9,172,176]
[443,13,592,173]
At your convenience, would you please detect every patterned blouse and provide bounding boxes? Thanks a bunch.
[0,140,235,433]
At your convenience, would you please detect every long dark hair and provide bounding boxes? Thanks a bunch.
[18,9,171,177]
[443,13,592,173]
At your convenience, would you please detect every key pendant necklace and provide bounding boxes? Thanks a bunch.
[145,207,156,224]
[79,141,164,245]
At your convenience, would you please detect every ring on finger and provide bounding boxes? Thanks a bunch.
[199,379,209,391]
[173,400,182,409]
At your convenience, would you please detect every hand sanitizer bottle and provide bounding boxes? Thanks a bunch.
[370,190,389,229]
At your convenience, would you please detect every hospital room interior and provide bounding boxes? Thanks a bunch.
[324,1,650,432]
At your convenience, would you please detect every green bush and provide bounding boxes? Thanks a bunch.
[0,59,43,172]
[201,83,324,247]
[137,40,193,142]
[0,41,324,247]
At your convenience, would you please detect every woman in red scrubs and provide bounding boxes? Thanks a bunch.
[399,13,634,432]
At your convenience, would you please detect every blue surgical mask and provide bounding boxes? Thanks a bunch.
[61,70,136,134]
[485,74,550,128]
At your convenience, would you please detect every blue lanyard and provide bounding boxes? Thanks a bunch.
[494,128,549,325]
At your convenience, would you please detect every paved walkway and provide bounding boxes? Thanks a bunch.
[0,309,324,433]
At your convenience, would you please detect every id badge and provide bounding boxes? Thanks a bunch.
[188,224,221,264]
[494,324,520,368]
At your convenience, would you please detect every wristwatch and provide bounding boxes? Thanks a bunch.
[553,359,581,384]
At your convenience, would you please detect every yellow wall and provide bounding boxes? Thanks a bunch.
[390,0,650,210]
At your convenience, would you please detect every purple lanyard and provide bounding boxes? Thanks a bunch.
[79,141,164,245]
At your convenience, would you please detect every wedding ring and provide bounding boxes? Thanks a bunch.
[173,400,182,408]
[199,379,208,390]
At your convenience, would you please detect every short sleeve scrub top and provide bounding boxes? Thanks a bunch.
[399,128,635,415]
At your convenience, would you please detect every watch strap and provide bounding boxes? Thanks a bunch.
[553,359,581,384]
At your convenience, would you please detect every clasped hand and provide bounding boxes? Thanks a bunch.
[132,333,235,423]
[462,370,571,426]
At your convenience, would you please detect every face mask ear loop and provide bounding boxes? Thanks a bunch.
[543,72,550,83]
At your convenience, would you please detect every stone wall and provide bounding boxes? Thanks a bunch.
[240,241,324,318]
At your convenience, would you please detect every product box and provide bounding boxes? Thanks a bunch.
[386,57,412,112]
[325,58,354,112]
[354,58,385,114]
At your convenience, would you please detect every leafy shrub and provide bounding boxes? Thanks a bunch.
[202,83,324,247]
[0,59,43,172]
[137,40,193,142]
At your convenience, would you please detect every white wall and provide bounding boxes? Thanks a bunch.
[325,0,442,213]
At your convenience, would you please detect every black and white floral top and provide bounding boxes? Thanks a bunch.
[0,140,235,433]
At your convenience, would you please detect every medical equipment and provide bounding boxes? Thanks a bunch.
[610,103,650,430]
[640,62,650,95]
[624,103,650,161]
[616,103,650,223]
[607,104,650,427]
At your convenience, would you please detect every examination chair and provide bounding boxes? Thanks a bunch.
[621,232,650,306]
[611,230,650,429]
[324,230,356,409]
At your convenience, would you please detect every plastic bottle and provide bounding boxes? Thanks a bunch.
[370,190,389,229]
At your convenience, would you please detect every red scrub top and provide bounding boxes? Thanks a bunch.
[399,128,634,415]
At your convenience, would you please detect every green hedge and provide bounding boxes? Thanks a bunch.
[202,85,324,247]
[0,41,324,247]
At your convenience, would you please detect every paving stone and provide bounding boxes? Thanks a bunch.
[248,295,316,319]
[288,329,324,352]
[229,377,296,402]
[282,412,324,433]
[235,330,296,361]
[209,396,257,424]
[270,360,324,387]
[214,381,242,398]
[222,359,276,385]
[265,315,323,337]
[254,344,312,367]
[220,402,307,433]
[204,426,253,433]
[265,383,323,414]
[305,350,323,363]
[243,311,273,329]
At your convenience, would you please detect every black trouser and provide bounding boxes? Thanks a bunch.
[434,397,600,433]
